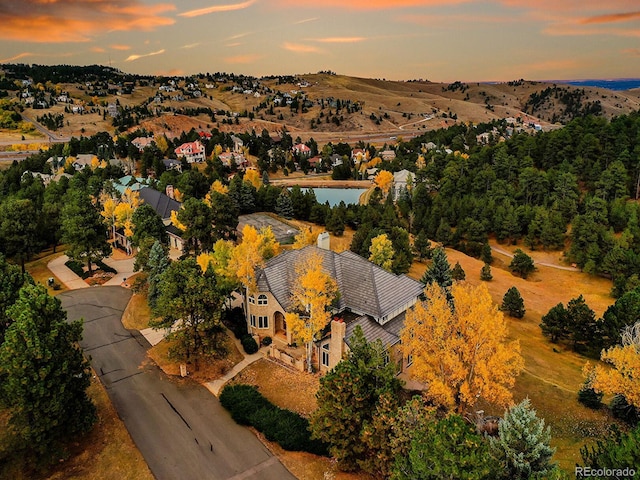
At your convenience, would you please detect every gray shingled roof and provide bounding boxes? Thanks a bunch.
[138,187,182,221]
[256,246,423,320]
[345,314,406,349]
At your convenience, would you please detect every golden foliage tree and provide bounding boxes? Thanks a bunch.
[585,321,640,408]
[293,226,318,249]
[374,170,394,196]
[228,225,280,321]
[243,169,261,190]
[285,250,338,373]
[401,282,524,414]
[369,233,394,272]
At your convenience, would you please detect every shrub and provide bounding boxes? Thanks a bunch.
[222,307,248,339]
[578,384,603,410]
[480,263,493,281]
[610,394,640,426]
[261,336,272,346]
[220,384,328,455]
[241,335,259,354]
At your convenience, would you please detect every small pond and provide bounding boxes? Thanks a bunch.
[302,187,368,206]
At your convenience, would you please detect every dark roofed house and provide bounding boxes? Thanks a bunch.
[247,238,423,373]
[138,187,184,251]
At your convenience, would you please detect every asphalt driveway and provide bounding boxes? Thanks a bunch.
[60,286,295,480]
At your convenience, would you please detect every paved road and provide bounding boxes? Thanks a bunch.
[60,287,295,480]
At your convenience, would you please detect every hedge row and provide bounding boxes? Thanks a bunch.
[220,384,327,455]
[65,259,117,278]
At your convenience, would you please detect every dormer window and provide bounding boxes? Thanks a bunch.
[257,294,268,306]
[248,295,255,305]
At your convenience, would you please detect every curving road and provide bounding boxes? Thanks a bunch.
[61,286,295,480]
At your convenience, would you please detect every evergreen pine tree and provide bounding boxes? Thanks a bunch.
[451,261,466,281]
[275,192,294,219]
[481,242,493,264]
[147,240,170,310]
[480,263,493,281]
[501,286,526,318]
[540,303,570,343]
[0,284,96,459]
[489,398,556,480]
[420,247,453,291]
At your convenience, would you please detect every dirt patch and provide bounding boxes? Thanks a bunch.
[121,291,152,331]
[24,249,68,296]
[230,358,320,417]
[148,334,244,383]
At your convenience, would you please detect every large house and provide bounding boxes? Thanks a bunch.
[175,140,206,163]
[246,236,424,373]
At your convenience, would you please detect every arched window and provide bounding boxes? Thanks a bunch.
[257,294,268,306]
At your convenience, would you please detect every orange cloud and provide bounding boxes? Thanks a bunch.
[91,47,106,53]
[125,49,166,62]
[397,13,517,25]
[0,1,175,43]
[294,17,319,24]
[111,44,132,51]
[275,0,469,8]
[623,48,640,57]
[0,52,34,63]
[313,37,367,43]
[224,54,262,64]
[179,0,256,18]
[283,42,323,53]
[581,11,640,25]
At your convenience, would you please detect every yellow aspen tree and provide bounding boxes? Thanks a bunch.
[154,134,170,155]
[585,322,640,408]
[285,250,338,372]
[374,170,394,196]
[401,282,524,414]
[293,227,318,249]
[211,179,229,195]
[100,195,118,240]
[244,169,261,190]
[196,252,216,273]
[229,225,266,323]
[170,210,187,232]
[258,226,280,260]
[369,233,394,272]
[173,188,184,203]
[91,156,100,170]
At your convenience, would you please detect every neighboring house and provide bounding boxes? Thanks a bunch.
[247,237,423,373]
[162,158,183,172]
[138,187,184,251]
[292,143,311,157]
[330,154,344,168]
[392,169,413,201]
[231,135,244,153]
[72,154,96,170]
[218,151,248,169]
[132,136,155,152]
[175,140,206,163]
[380,149,396,161]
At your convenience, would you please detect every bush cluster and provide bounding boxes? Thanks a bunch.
[222,307,247,339]
[220,384,327,455]
[241,335,258,354]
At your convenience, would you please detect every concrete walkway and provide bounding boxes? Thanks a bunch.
[47,255,90,290]
[205,331,268,396]
[102,256,135,286]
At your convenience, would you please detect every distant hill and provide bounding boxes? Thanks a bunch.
[1,64,639,143]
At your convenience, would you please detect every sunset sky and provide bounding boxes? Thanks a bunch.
[0,0,639,82]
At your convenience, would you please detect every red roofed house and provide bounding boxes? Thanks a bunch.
[292,143,311,158]
[175,140,206,163]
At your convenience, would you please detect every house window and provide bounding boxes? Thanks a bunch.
[257,294,268,306]
[383,350,390,366]
[407,354,413,367]
[321,344,330,367]
[250,315,256,327]
[257,316,269,329]
[248,295,255,305]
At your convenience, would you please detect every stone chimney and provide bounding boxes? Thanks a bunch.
[317,231,330,250]
[166,184,175,200]
[329,318,346,368]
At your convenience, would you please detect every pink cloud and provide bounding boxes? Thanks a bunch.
[0,1,175,43]
[179,0,256,18]
[283,42,323,53]
[224,54,262,64]
[274,0,469,8]
[313,37,367,43]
